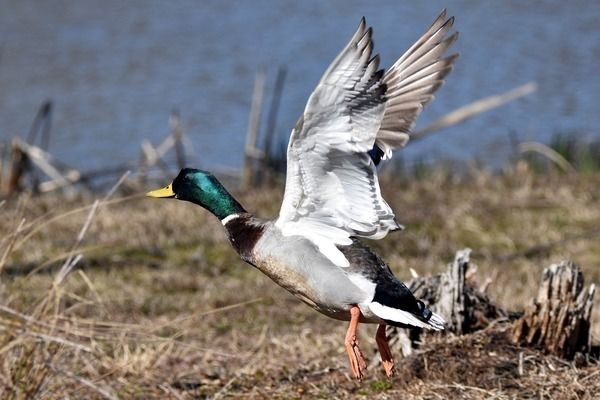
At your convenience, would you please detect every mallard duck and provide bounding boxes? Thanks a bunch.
[147,10,457,379]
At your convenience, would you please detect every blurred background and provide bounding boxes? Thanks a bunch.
[0,0,598,175]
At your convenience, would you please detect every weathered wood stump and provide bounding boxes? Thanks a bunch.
[512,261,596,359]
[385,249,508,358]
[378,251,596,364]
[410,249,508,334]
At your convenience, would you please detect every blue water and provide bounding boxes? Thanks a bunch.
[1,0,598,173]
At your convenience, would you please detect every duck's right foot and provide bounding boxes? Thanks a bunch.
[345,306,367,380]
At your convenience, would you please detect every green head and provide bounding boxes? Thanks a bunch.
[146,168,245,220]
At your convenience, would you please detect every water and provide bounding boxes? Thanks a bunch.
[1,0,599,174]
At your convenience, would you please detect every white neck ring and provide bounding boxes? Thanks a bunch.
[221,213,241,226]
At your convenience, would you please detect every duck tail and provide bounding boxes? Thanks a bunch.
[420,303,445,331]
[369,299,445,331]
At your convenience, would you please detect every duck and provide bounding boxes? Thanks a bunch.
[147,10,458,380]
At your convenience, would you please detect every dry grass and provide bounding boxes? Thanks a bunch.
[0,168,599,399]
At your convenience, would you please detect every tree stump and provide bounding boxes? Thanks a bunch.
[384,249,508,358]
[512,261,596,359]
[409,248,508,335]
[377,252,596,363]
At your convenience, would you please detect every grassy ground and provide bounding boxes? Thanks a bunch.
[1,167,599,399]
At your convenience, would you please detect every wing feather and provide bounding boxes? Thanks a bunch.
[376,12,458,158]
[276,11,458,266]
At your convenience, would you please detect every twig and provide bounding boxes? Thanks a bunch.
[211,324,269,400]
[0,218,25,276]
[28,331,94,354]
[518,351,524,376]
[153,297,264,332]
[0,304,242,358]
[29,174,130,317]
[432,382,499,395]
[54,201,99,286]
[519,141,577,173]
[412,82,537,140]
[48,363,119,400]
[101,171,130,202]
[50,168,128,281]
[5,244,106,277]
[13,193,142,253]
[77,270,109,315]
[159,384,186,400]
[580,369,600,383]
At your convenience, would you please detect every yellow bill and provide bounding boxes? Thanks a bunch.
[146,184,175,198]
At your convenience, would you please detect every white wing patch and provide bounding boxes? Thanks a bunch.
[369,302,445,331]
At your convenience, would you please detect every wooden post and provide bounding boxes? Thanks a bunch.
[6,138,29,196]
[27,100,53,151]
[242,70,266,189]
[263,66,287,167]
[512,261,596,359]
[0,140,6,194]
[169,110,186,170]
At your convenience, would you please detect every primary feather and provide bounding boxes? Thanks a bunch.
[276,10,458,266]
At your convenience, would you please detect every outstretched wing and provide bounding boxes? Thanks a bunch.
[376,10,458,160]
[276,11,458,267]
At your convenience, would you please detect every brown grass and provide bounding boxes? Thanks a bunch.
[0,168,599,399]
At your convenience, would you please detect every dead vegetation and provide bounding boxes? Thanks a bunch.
[0,168,599,399]
[396,326,599,400]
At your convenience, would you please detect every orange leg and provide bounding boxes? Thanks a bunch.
[345,306,367,380]
[376,324,396,377]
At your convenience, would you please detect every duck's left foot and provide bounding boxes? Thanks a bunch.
[345,306,367,379]
[376,323,396,377]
